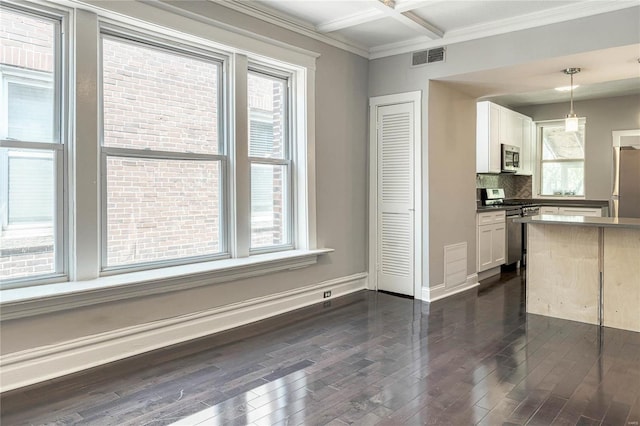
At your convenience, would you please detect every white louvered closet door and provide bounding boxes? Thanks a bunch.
[377,103,414,296]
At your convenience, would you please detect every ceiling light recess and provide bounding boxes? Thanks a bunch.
[563,67,581,132]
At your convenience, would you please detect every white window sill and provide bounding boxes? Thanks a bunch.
[0,248,333,321]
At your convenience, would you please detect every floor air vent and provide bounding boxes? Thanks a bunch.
[411,47,445,66]
[444,242,466,288]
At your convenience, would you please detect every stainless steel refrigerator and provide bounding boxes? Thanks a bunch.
[611,131,640,218]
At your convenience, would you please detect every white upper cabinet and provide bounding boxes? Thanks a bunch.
[476,101,533,175]
[518,116,534,176]
[477,101,502,174]
[500,108,522,149]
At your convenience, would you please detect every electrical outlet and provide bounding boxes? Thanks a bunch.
[323,290,331,299]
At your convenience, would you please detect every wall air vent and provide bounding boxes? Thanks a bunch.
[411,47,445,67]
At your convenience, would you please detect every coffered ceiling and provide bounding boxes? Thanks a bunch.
[214,0,640,105]
[216,0,638,59]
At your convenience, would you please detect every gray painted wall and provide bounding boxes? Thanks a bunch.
[3,2,640,357]
[428,82,477,286]
[369,8,640,97]
[0,1,369,355]
[517,94,640,200]
[369,7,640,288]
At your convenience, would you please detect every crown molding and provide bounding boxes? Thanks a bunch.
[369,1,640,59]
[211,0,370,58]
[106,0,638,61]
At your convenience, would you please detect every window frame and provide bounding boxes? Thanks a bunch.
[0,2,68,288]
[1,1,320,294]
[0,66,56,142]
[1,69,56,230]
[4,149,55,227]
[535,118,587,199]
[98,28,231,274]
[247,65,294,254]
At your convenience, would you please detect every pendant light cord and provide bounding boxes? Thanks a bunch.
[570,72,574,115]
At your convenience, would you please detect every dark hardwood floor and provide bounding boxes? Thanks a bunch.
[2,270,639,425]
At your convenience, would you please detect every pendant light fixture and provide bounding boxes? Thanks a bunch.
[564,67,580,132]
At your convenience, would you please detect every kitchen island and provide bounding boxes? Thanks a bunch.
[517,215,640,332]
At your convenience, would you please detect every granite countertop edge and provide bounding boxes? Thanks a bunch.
[520,199,609,208]
[477,199,609,212]
[516,215,640,229]
[476,206,511,212]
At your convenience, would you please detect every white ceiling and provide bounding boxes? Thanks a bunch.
[216,0,640,105]
[442,44,640,107]
[220,0,638,58]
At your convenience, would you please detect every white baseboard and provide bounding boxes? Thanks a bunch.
[421,273,479,302]
[0,273,368,393]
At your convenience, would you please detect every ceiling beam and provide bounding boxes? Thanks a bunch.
[399,11,444,38]
[394,0,449,14]
[316,0,443,39]
[370,0,443,39]
[316,9,385,33]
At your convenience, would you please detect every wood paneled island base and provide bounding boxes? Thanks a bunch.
[521,215,640,332]
[527,224,600,325]
[603,227,640,331]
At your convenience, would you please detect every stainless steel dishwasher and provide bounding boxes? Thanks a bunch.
[505,206,522,267]
[520,204,540,266]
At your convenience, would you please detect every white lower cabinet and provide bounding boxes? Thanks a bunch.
[540,206,604,217]
[540,206,559,215]
[477,211,506,272]
[558,207,603,217]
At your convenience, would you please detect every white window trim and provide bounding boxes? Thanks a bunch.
[534,118,587,200]
[98,31,230,272]
[89,0,320,252]
[0,65,55,141]
[3,149,55,229]
[1,0,324,317]
[0,248,333,320]
[0,1,68,286]
[248,67,294,254]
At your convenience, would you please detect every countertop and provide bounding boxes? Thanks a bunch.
[510,199,609,208]
[476,199,609,213]
[516,214,640,229]
[476,206,511,212]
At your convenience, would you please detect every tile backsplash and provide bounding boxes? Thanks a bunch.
[476,174,532,201]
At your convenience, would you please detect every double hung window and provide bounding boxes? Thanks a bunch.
[248,69,292,251]
[0,5,65,283]
[100,31,296,273]
[101,33,226,271]
[2,2,311,289]
[538,120,586,197]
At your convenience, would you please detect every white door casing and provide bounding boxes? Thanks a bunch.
[369,92,422,298]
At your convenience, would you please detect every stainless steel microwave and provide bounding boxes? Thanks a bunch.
[501,144,520,173]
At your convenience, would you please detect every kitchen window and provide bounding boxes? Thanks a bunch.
[537,119,586,197]
[0,5,66,284]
